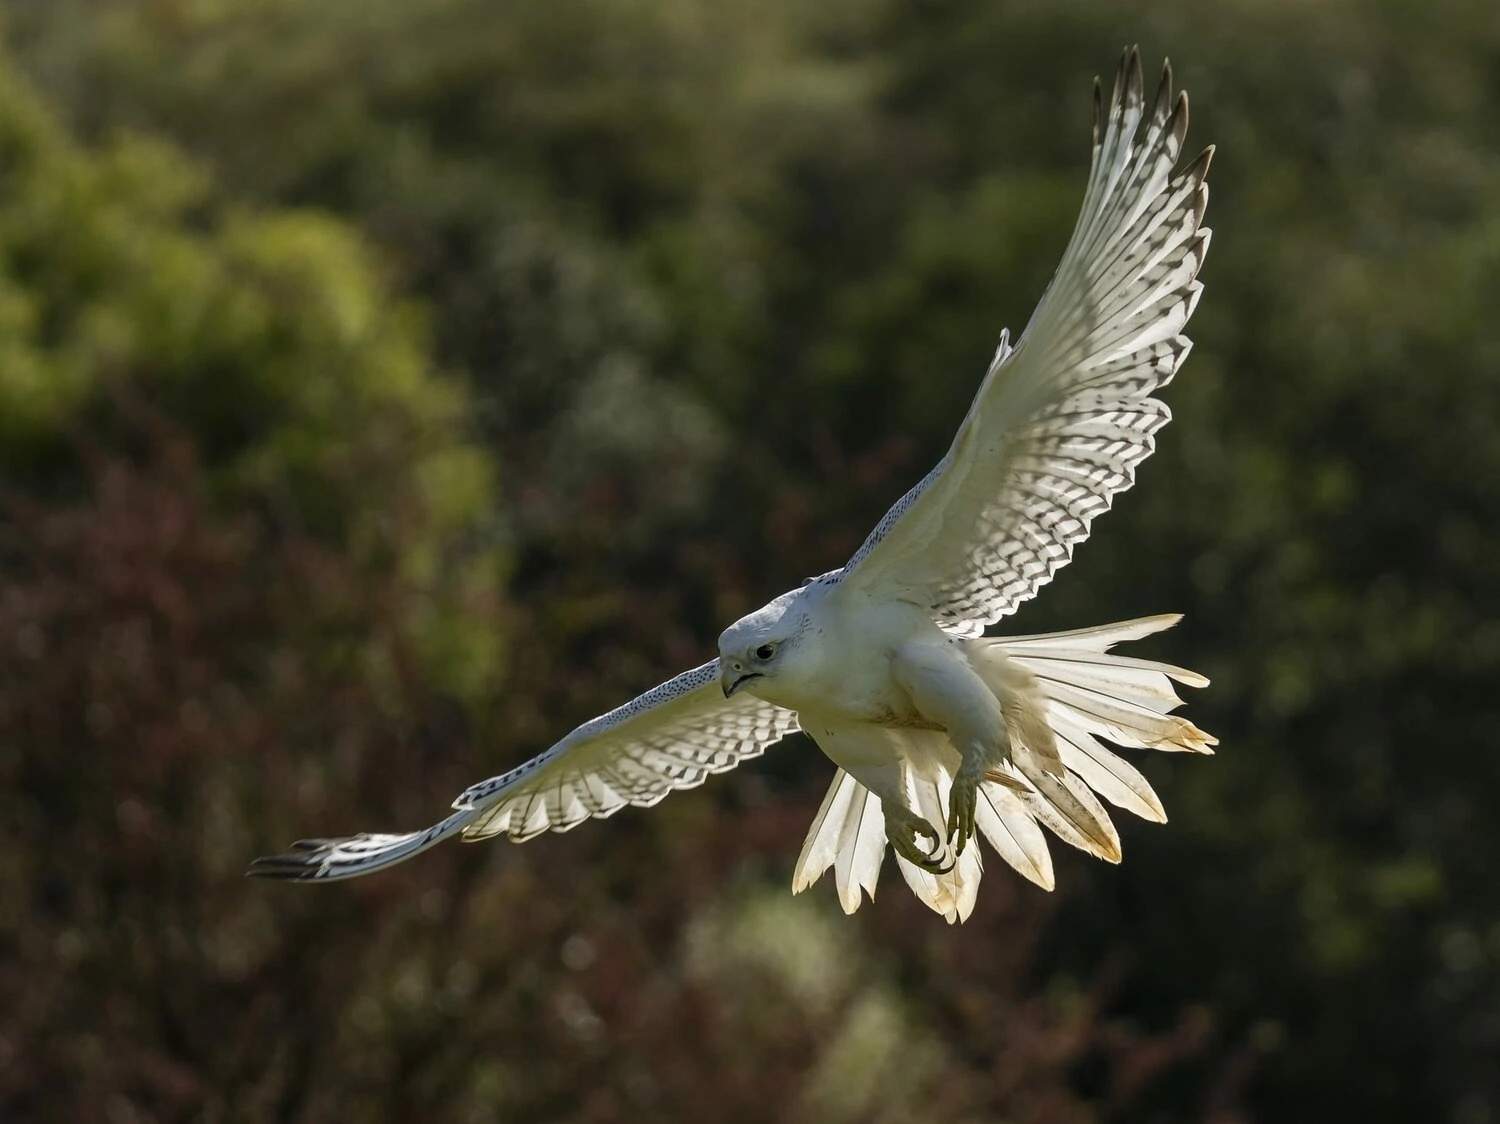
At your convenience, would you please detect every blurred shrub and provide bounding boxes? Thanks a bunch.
[0,47,503,1120]
[0,55,504,696]
[3,0,1500,1119]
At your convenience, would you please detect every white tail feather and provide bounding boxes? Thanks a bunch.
[997,612,1184,651]
[1053,715,1167,822]
[792,769,885,914]
[793,769,860,895]
[833,783,886,913]
[792,615,1212,922]
[1012,757,1122,862]
[975,781,1055,890]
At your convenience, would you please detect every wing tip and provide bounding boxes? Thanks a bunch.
[1126,46,1144,108]
[1183,143,1215,185]
[244,835,342,880]
[1152,58,1175,126]
[245,853,326,882]
[1107,49,1127,120]
[1092,76,1103,145]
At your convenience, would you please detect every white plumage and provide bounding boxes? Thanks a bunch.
[252,48,1217,924]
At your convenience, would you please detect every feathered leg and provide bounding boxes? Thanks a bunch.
[891,639,1017,856]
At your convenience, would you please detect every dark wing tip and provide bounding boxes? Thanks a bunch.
[245,825,456,882]
[1110,48,1129,112]
[1154,58,1175,123]
[245,835,357,881]
[245,854,324,881]
[1171,89,1191,143]
[1180,143,1215,185]
[290,837,337,852]
[1125,46,1144,108]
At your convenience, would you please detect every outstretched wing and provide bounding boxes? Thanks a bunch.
[249,660,800,881]
[835,49,1212,636]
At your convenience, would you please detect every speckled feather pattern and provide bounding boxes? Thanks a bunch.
[458,661,800,841]
[837,51,1212,635]
[250,662,799,879]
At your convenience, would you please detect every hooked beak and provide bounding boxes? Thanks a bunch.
[721,666,761,698]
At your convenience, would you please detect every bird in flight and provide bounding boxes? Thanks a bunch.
[252,48,1216,923]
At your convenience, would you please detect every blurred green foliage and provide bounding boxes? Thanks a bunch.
[1,0,1498,1120]
[0,48,504,697]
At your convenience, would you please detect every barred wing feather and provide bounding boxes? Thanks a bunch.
[836,49,1213,635]
[249,660,799,881]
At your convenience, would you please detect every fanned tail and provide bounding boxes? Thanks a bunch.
[793,614,1212,922]
[996,613,1217,757]
[980,612,1215,859]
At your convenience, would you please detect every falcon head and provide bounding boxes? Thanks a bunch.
[718,588,813,699]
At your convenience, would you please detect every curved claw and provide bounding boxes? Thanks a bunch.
[887,810,954,873]
[910,817,955,873]
[919,848,956,875]
[946,765,982,857]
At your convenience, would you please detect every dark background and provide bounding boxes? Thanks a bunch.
[1,0,1497,1120]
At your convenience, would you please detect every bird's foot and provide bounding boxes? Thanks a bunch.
[885,805,954,873]
[946,760,985,857]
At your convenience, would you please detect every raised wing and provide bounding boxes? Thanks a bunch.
[249,660,800,881]
[835,49,1212,636]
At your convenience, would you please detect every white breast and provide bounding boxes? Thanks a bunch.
[752,586,946,726]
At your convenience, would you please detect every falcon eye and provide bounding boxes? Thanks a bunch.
[754,643,777,661]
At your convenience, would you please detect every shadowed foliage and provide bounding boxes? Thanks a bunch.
[1,0,1498,1119]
